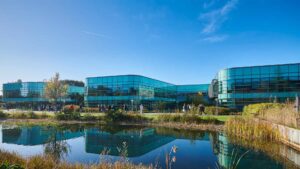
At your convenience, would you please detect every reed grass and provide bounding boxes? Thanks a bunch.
[225,117,280,141]
[243,103,299,128]
[258,103,299,128]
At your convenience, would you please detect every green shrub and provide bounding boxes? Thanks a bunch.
[62,105,80,113]
[0,163,24,169]
[243,103,284,117]
[204,106,233,115]
[104,110,148,123]
[0,110,7,119]
[55,112,81,121]
[81,113,98,121]
[27,112,38,119]
[9,112,27,119]
[39,112,50,119]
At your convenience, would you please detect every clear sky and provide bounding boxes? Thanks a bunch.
[1,0,300,94]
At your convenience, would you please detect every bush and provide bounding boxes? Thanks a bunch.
[81,113,98,121]
[104,110,148,123]
[55,112,81,121]
[0,110,7,119]
[204,106,233,115]
[27,112,38,119]
[62,105,80,113]
[243,103,284,117]
[9,112,27,119]
[0,163,24,169]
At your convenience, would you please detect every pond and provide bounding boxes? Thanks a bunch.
[0,123,299,169]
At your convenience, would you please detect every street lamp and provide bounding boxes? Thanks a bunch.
[131,99,134,112]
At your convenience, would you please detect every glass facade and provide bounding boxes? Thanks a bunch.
[176,84,211,104]
[3,82,84,109]
[217,63,300,109]
[85,75,177,110]
[85,75,211,111]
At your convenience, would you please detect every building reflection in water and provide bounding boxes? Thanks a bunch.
[85,128,175,157]
[213,133,300,169]
[2,126,84,146]
[4,125,300,168]
[1,125,179,157]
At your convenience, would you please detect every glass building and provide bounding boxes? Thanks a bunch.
[85,75,210,111]
[85,75,177,111]
[216,63,300,109]
[3,81,85,109]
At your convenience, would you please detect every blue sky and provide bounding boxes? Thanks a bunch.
[1,0,300,93]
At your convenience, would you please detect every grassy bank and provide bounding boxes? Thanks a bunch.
[0,149,154,169]
[0,109,233,132]
[225,103,298,141]
[243,103,299,128]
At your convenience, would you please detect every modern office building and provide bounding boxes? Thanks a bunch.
[3,62,300,111]
[85,75,210,111]
[3,81,85,109]
[212,63,300,109]
[85,75,176,110]
[176,84,210,104]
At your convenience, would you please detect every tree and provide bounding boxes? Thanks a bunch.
[44,73,68,111]
[44,127,70,162]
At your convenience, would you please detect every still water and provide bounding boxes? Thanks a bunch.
[0,123,299,169]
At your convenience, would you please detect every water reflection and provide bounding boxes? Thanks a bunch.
[215,133,300,169]
[85,128,175,157]
[1,124,300,169]
[2,125,83,145]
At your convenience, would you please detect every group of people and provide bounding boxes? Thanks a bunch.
[97,104,117,112]
[97,104,144,113]
[182,103,205,113]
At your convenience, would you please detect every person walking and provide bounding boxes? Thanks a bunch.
[182,104,186,113]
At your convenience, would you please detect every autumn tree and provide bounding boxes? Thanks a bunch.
[44,73,68,111]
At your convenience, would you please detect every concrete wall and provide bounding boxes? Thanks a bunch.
[273,123,300,151]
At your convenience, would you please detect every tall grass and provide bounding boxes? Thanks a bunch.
[225,117,280,141]
[156,114,221,124]
[243,103,300,128]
